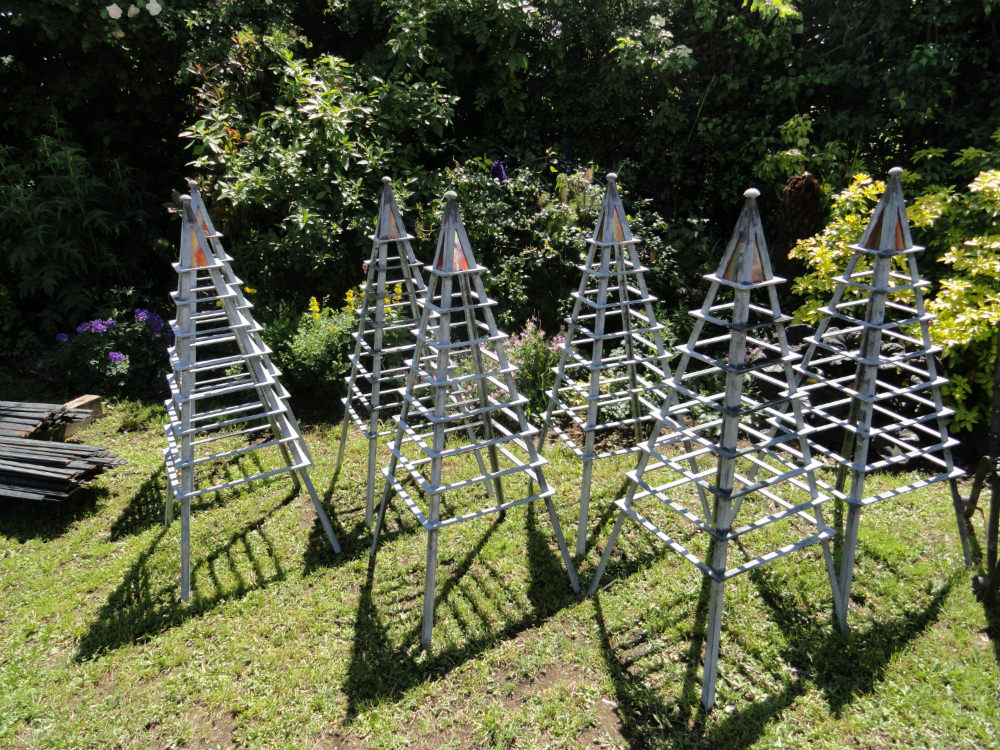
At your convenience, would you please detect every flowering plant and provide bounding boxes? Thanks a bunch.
[450,317,565,416]
[104,0,162,21]
[41,306,171,398]
[504,318,565,415]
[343,282,403,314]
[264,296,358,415]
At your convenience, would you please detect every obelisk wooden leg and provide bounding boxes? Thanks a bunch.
[701,537,729,710]
[422,495,442,646]
[180,496,191,602]
[577,455,595,557]
[164,470,174,527]
[588,510,627,596]
[837,504,863,632]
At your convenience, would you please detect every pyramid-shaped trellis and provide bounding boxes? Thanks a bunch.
[539,173,673,556]
[789,167,970,628]
[164,183,340,602]
[589,188,843,710]
[334,177,427,527]
[371,190,580,646]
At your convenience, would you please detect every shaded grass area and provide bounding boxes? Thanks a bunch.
[0,400,997,748]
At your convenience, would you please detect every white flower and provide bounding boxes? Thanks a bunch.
[106,3,122,19]
[127,4,139,17]
[146,0,162,16]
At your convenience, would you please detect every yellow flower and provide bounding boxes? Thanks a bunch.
[344,288,358,311]
[243,286,256,294]
[309,296,320,313]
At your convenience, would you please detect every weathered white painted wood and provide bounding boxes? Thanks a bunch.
[589,188,842,711]
[370,190,579,648]
[538,174,675,557]
[164,184,339,603]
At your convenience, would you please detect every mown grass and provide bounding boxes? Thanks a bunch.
[0,398,997,749]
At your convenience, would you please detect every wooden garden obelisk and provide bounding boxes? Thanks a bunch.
[335,177,427,526]
[164,183,340,601]
[589,188,843,710]
[792,168,969,630]
[539,173,673,557]
[371,190,580,646]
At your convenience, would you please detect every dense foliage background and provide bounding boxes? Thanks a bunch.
[3,0,1000,438]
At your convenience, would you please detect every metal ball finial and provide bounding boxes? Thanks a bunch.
[889,166,904,177]
[444,190,458,201]
[744,188,761,199]
[382,176,392,184]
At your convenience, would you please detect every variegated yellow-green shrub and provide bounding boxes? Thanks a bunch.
[926,168,1000,432]
[789,135,1000,433]
[788,174,890,326]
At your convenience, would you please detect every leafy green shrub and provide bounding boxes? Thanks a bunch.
[39,307,171,400]
[0,126,148,348]
[439,163,601,333]
[267,296,357,413]
[754,112,856,189]
[788,173,889,325]
[182,29,455,315]
[925,166,1000,433]
[414,160,711,338]
[450,317,563,417]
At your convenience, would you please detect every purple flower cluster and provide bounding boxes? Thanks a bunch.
[108,351,126,363]
[490,160,508,185]
[76,318,117,334]
[503,319,565,367]
[136,308,171,341]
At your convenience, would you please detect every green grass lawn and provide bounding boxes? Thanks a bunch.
[1,400,997,749]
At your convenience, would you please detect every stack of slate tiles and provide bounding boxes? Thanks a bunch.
[0,401,92,439]
[0,400,121,501]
